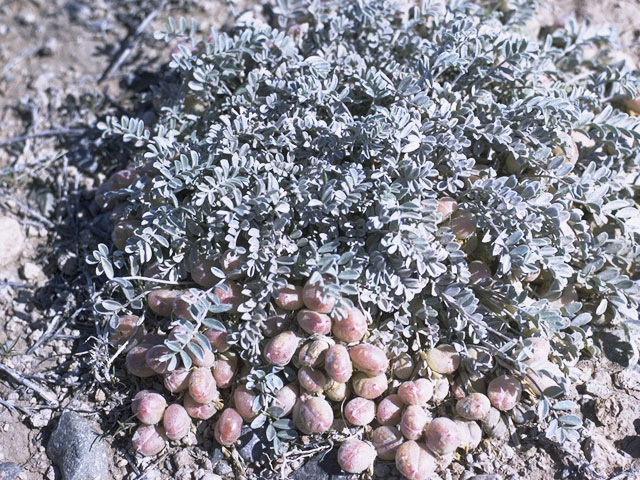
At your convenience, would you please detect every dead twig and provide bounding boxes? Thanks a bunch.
[0,362,59,407]
[0,192,55,229]
[0,128,85,148]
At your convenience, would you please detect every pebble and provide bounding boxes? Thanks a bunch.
[199,474,222,480]
[470,475,503,480]
[585,381,611,398]
[21,262,43,283]
[291,448,348,480]
[0,217,24,266]
[30,409,53,428]
[238,427,268,464]
[0,462,20,480]
[214,461,232,476]
[47,411,110,480]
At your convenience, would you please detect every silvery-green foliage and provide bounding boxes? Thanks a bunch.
[94,0,640,445]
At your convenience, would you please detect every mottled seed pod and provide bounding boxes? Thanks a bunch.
[188,367,218,404]
[332,307,367,343]
[125,344,156,378]
[432,378,450,403]
[456,393,491,421]
[395,441,437,480]
[183,393,218,420]
[274,384,298,417]
[214,408,243,446]
[110,315,144,347]
[426,344,460,374]
[392,353,415,380]
[455,420,481,450]
[189,346,215,368]
[349,344,389,376]
[147,289,181,317]
[298,338,330,368]
[487,375,522,411]
[425,417,460,455]
[469,260,492,284]
[371,425,403,460]
[264,331,299,366]
[298,366,327,393]
[132,391,167,425]
[96,169,139,209]
[482,407,508,438]
[337,439,376,474]
[376,394,404,426]
[162,404,191,440]
[351,373,387,400]
[297,309,332,336]
[145,345,172,374]
[274,284,304,310]
[436,197,458,221]
[262,309,291,337]
[214,280,243,313]
[191,259,217,288]
[324,344,353,383]
[400,405,429,441]
[521,337,551,365]
[111,219,139,250]
[324,380,348,402]
[344,397,376,426]
[293,397,334,434]
[220,249,246,279]
[302,280,336,314]
[525,361,562,395]
[234,385,259,421]
[203,328,230,352]
[132,424,165,456]
[172,292,198,321]
[213,352,237,388]
[164,369,191,394]
[398,378,434,406]
[449,211,477,240]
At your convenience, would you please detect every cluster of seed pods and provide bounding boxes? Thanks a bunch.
[103,169,548,477]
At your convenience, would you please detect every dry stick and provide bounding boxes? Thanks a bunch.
[0,128,85,148]
[27,305,89,355]
[0,193,55,229]
[99,1,167,83]
[0,362,59,407]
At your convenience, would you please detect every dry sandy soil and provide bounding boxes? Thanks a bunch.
[0,0,639,479]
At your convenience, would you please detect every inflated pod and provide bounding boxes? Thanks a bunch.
[183,393,218,420]
[455,393,491,421]
[220,249,246,279]
[337,439,376,474]
[188,367,218,404]
[395,440,437,480]
[264,331,299,366]
[392,352,414,380]
[213,352,237,388]
[214,408,243,446]
[331,307,368,343]
[162,404,191,440]
[298,366,327,393]
[424,417,460,455]
[203,328,230,352]
[298,338,330,368]
[324,380,348,402]
[191,259,217,288]
[297,309,332,336]
[293,397,334,434]
[111,219,139,250]
[132,424,165,456]
[376,394,404,426]
[274,384,298,417]
[351,372,387,399]
[487,375,522,411]
[125,344,156,378]
[426,344,460,374]
[213,280,243,313]
[164,369,191,393]
[324,344,353,383]
[234,385,259,421]
[398,378,433,406]
[400,405,429,441]
[145,345,172,374]
[349,344,389,376]
[436,197,458,221]
[132,391,167,425]
[371,425,403,460]
[302,280,337,314]
[110,315,144,347]
[274,284,304,310]
[344,397,376,426]
[148,289,181,317]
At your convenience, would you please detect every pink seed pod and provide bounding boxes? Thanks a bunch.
[274,384,298,417]
[213,353,237,388]
[191,259,217,288]
[436,197,458,221]
[125,345,156,378]
[432,378,450,403]
[297,309,332,336]
[142,261,163,279]
[132,424,165,456]
[110,315,144,347]
[203,329,230,352]
[164,369,190,393]
[456,393,491,420]
[132,391,167,425]
[426,344,460,374]
[111,219,139,250]
[525,362,561,396]
[214,280,243,313]
[469,260,492,284]
[324,380,348,402]
[398,378,434,406]
[293,397,334,434]
[162,404,191,440]
[264,331,299,366]
[376,394,404,426]
[95,169,139,208]
[344,397,376,426]
[424,417,460,455]
[371,425,403,460]
[449,211,477,240]
[172,291,198,321]
[332,307,367,343]
[392,353,415,380]
[351,373,387,400]
[262,309,291,337]
[302,280,337,314]
[145,345,172,374]
[189,345,215,368]
[188,367,218,404]
[233,385,259,421]
[455,420,482,450]
[274,284,304,310]
[400,405,429,440]
[349,344,389,376]
[487,375,522,411]
[147,289,181,317]
[220,249,246,279]
[298,338,330,368]
[395,440,437,480]
[298,366,327,393]
[521,336,551,365]
[325,344,353,383]
[214,408,243,446]
[337,438,376,474]
[183,393,218,420]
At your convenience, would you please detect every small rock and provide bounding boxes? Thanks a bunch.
[470,475,503,480]
[292,448,348,480]
[615,367,640,391]
[238,427,268,464]
[173,450,193,470]
[0,217,24,266]
[21,262,43,283]
[214,461,232,476]
[585,381,611,398]
[0,462,20,480]
[199,474,222,480]
[47,411,110,480]
[30,409,53,428]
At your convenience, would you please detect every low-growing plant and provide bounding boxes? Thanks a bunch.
[90,0,640,476]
